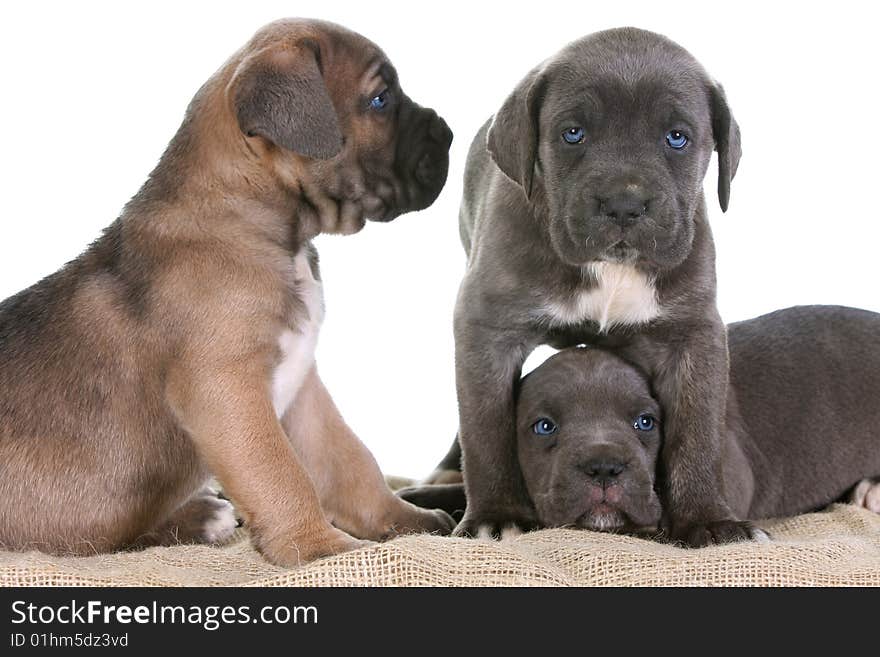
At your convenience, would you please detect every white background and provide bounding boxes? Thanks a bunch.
[1,1,878,477]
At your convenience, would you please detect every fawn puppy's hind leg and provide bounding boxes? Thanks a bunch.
[282,367,455,541]
[133,488,237,548]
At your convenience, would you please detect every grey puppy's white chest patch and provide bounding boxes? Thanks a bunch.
[541,262,661,333]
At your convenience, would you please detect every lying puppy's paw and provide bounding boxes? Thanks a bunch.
[851,479,880,513]
[672,519,759,548]
[453,509,539,540]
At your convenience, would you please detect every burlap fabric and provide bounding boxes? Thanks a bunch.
[1,504,878,586]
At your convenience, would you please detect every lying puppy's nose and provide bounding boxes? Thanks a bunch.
[581,459,626,483]
[598,192,648,227]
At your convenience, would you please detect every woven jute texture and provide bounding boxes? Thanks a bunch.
[1,504,878,587]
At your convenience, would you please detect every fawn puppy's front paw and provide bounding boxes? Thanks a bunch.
[258,526,374,567]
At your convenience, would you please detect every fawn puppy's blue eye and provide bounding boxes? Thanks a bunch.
[532,418,558,436]
[562,126,585,144]
[370,91,389,111]
[665,130,688,149]
[634,414,657,431]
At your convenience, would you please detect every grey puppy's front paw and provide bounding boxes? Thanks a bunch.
[672,519,762,548]
[453,508,539,540]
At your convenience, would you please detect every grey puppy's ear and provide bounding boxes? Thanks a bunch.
[232,42,343,159]
[710,82,741,212]
[487,66,546,199]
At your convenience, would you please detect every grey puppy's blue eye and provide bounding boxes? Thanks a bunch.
[562,126,585,144]
[665,130,688,149]
[633,414,657,431]
[370,90,389,111]
[532,418,558,436]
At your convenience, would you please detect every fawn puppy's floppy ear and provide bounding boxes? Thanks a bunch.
[709,82,742,212]
[232,41,343,159]
[486,66,547,199]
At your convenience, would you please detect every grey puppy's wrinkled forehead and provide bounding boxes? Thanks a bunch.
[551,27,710,80]
[517,347,660,426]
[542,28,713,121]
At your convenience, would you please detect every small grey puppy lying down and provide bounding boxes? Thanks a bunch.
[400,305,880,534]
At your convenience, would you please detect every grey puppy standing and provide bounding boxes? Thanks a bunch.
[403,306,880,530]
[440,28,752,544]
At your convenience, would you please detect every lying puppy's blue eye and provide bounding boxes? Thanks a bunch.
[370,90,389,111]
[532,418,558,436]
[665,130,688,149]
[562,126,585,144]
[633,414,657,431]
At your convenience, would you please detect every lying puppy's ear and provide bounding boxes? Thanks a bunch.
[709,82,742,212]
[487,66,546,199]
[232,41,343,159]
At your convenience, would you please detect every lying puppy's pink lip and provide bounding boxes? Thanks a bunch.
[574,504,627,531]
[585,482,623,504]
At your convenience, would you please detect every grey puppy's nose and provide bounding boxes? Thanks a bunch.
[599,191,648,226]
[581,459,626,483]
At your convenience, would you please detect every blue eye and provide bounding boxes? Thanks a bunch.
[369,91,389,111]
[532,418,558,436]
[562,126,585,144]
[665,130,688,149]
[634,414,657,431]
